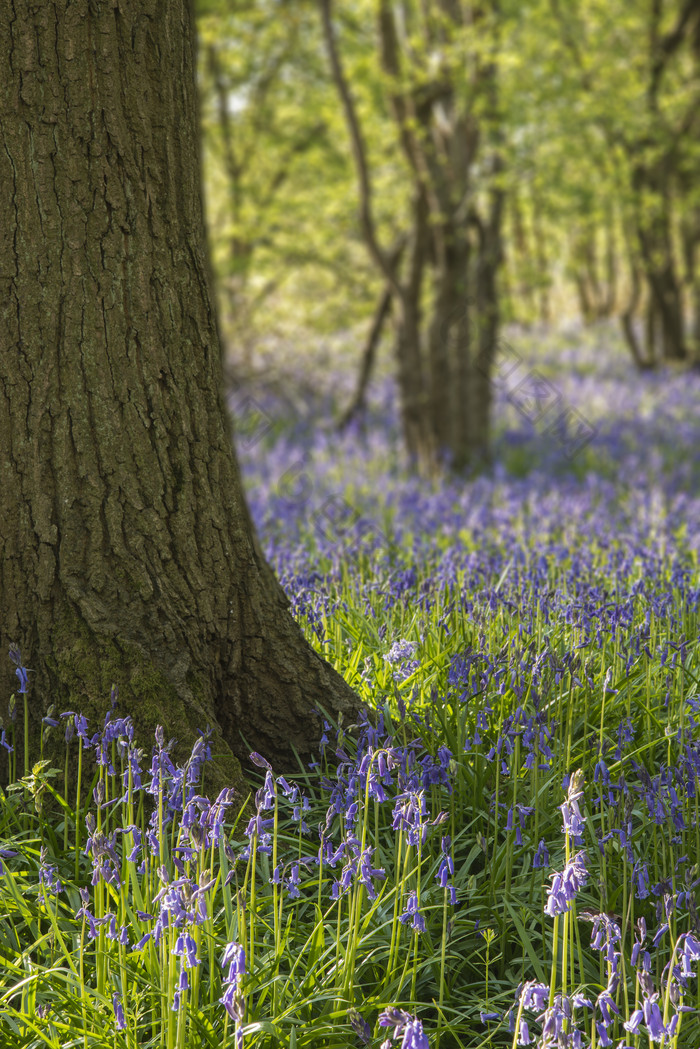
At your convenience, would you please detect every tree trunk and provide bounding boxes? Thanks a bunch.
[645,293,661,365]
[508,189,537,321]
[393,191,436,475]
[427,277,455,456]
[680,203,700,362]
[393,301,435,475]
[429,238,471,460]
[469,199,503,469]
[0,0,359,786]
[633,160,687,361]
[530,187,551,325]
[601,205,617,317]
[620,254,655,370]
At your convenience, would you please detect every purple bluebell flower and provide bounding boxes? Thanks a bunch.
[595,988,619,1028]
[643,996,666,1041]
[392,791,429,847]
[286,862,301,899]
[516,1018,532,1045]
[480,1010,500,1023]
[680,932,700,976]
[378,1008,429,1048]
[652,922,669,948]
[399,890,426,933]
[15,665,29,694]
[348,1008,371,1045]
[220,943,245,1049]
[545,851,588,916]
[74,713,90,746]
[358,846,385,899]
[38,846,63,896]
[384,639,420,681]
[520,981,549,1012]
[41,705,59,729]
[560,797,585,840]
[533,839,549,868]
[112,992,126,1030]
[220,980,244,1021]
[436,853,454,887]
[0,847,18,875]
[250,751,272,770]
[595,1019,613,1046]
[83,815,121,888]
[624,1009,644,1033]
[222,941,246,988]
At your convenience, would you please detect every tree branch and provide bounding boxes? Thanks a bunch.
[260,121,328,209]
[339,235,407,429]
[651,0,700,99]
[319,0,401,296]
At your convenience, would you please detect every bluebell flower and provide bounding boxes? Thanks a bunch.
[480,1011,500,1023]
[222,941,246,987]
[559,797,585,840]
[643,997,666,1042]
[399,890,425,933]
[358,846,385,899]
[533,839,549,868]
[378,1008,429,1048]
[520,981,549,1012]
[545,850,588,916]
[624,1008,644,1033]
[38,846,62,896]
[172,932,200,969]
[41,705,58,728]
[595,1019,613,1046]
[680,932,700,976]
[595,988,619,1028]
[652,922,669,948]
[112,992,126,1030]
[516,1018,531,1045]
[286,862,301,899]
[348,1008,371,1045]
[220,981,244,1022]
[392,791,429,847]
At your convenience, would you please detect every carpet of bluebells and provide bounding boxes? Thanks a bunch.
[1,323,700,1049]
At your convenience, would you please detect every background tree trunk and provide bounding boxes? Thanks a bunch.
[0,0,360,785]
[632,159,687,362]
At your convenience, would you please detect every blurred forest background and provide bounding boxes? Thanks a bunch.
[195,0,700,472]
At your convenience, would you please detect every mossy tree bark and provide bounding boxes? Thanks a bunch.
[0,0,360,786]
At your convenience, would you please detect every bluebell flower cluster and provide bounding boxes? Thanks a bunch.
[378,1007,430,1049]
[220,941,246,1048]
[384,638,421,681]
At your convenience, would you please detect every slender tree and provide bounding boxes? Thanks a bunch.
[0,0,359,785]
[549,0,700,365]
[321,0,505,474]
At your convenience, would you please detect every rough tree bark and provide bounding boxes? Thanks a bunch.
[0,0,360,787]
